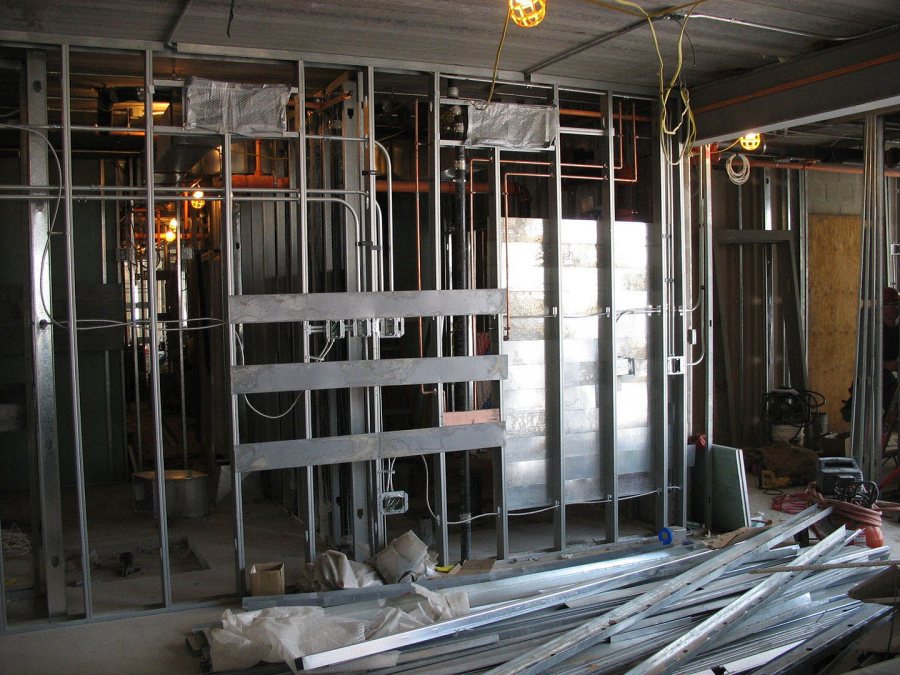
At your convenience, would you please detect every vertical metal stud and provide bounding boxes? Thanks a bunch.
[602,92,619,542]
[700,145,715,533]
[23,49,68,620]
[143,49,173,606]
[60,44,94,618]
[550,85,567,550]
[654,102,671,533]
[429,72,449,565]
[492,147,509,560]
[296,59,316,563]
[673,139,691,529]
[222,131,246,595]
[364,65,386,552]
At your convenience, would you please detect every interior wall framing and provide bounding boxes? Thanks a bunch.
[0,39,685,632]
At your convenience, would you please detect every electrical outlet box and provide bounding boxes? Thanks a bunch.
[376,317,405,338]
[667,356,685,375]
[325,319,346,340]
[352,318,373,338]
[616,357,635,376]
[379,491,409,516]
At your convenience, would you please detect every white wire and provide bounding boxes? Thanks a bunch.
[421,455,438,522]
[725,152,751,185]
[235,328,303,420]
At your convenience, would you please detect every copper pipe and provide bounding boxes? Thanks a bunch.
[254,139,262,176]
[375,179,491,193]
[740,158,900,177]
[612,101,640,184]
[614,100,624,171]
[231,174,290,188]
[694,50,900,115]
[559,107,652,123]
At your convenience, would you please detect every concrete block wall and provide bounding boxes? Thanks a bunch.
[807,171,862,215]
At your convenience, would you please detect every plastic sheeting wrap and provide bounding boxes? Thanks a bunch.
[209,584,469,672]
[466,102,558,150]
[184,77,289,134]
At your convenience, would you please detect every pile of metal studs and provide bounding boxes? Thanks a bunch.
[188,506,896,674]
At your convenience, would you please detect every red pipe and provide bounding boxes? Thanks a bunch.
[737,158,900,178]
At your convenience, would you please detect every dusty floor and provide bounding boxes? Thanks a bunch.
[3,467,900,674]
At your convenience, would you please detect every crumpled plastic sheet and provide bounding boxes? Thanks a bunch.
[210,583,469,672]
[209,606,366,673]
[466,102,558,150]
[300,549,383,591]
[374,530,430,584]
[185,76,289,134]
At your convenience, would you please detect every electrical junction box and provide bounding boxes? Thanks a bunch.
[380,491,409,515]
[376,317,405,338]
[325,319,346,340]
[351,318,373,338]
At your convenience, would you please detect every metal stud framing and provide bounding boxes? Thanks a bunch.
[0,42,692,631]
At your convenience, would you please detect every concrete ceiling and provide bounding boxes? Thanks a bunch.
[4,0,900,91]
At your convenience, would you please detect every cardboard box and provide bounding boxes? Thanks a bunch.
[249,562,285,596]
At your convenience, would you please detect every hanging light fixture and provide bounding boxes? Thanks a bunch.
[509,0,546,28]
[739,132,762,152]
[164,229,177,243]
[168,217,179,231]
[190,190,206,209]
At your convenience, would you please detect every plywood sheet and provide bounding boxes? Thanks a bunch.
[808,214,861,433]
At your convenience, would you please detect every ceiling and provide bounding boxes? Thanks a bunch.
[4,0,900,91]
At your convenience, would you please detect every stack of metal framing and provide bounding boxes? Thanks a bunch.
[189,506,892,674]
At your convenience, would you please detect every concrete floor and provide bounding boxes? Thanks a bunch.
[3,472,900,674]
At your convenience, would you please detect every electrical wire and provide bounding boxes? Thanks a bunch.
[725,152,751,185]
[485,7,513,105]
[1,124,65,326]
[600,1,705,165]
[235,329,304,420]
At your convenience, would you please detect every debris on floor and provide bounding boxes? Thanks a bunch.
[188,506,900,673]
[744,441,819,486]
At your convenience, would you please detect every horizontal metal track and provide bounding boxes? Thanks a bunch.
[229,289,507,323]
[232,355,507,394]
[235,422,506,471]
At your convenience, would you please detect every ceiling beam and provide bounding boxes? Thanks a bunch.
[692,27,900,144]
[165,0,195,48]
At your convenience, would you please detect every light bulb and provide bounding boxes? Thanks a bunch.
[509,0,546,28]
[168,217,178,231]
[164,230,177,243]
[739,132,762,152]
[190,190,205,209]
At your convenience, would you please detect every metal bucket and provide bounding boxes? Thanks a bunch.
[133,469,209,518]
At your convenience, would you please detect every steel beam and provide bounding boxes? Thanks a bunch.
[235,422,506,472]
[23,49,67,620]
[232,355,507,394]
[229,289,507,324]
[693,27,900,144]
